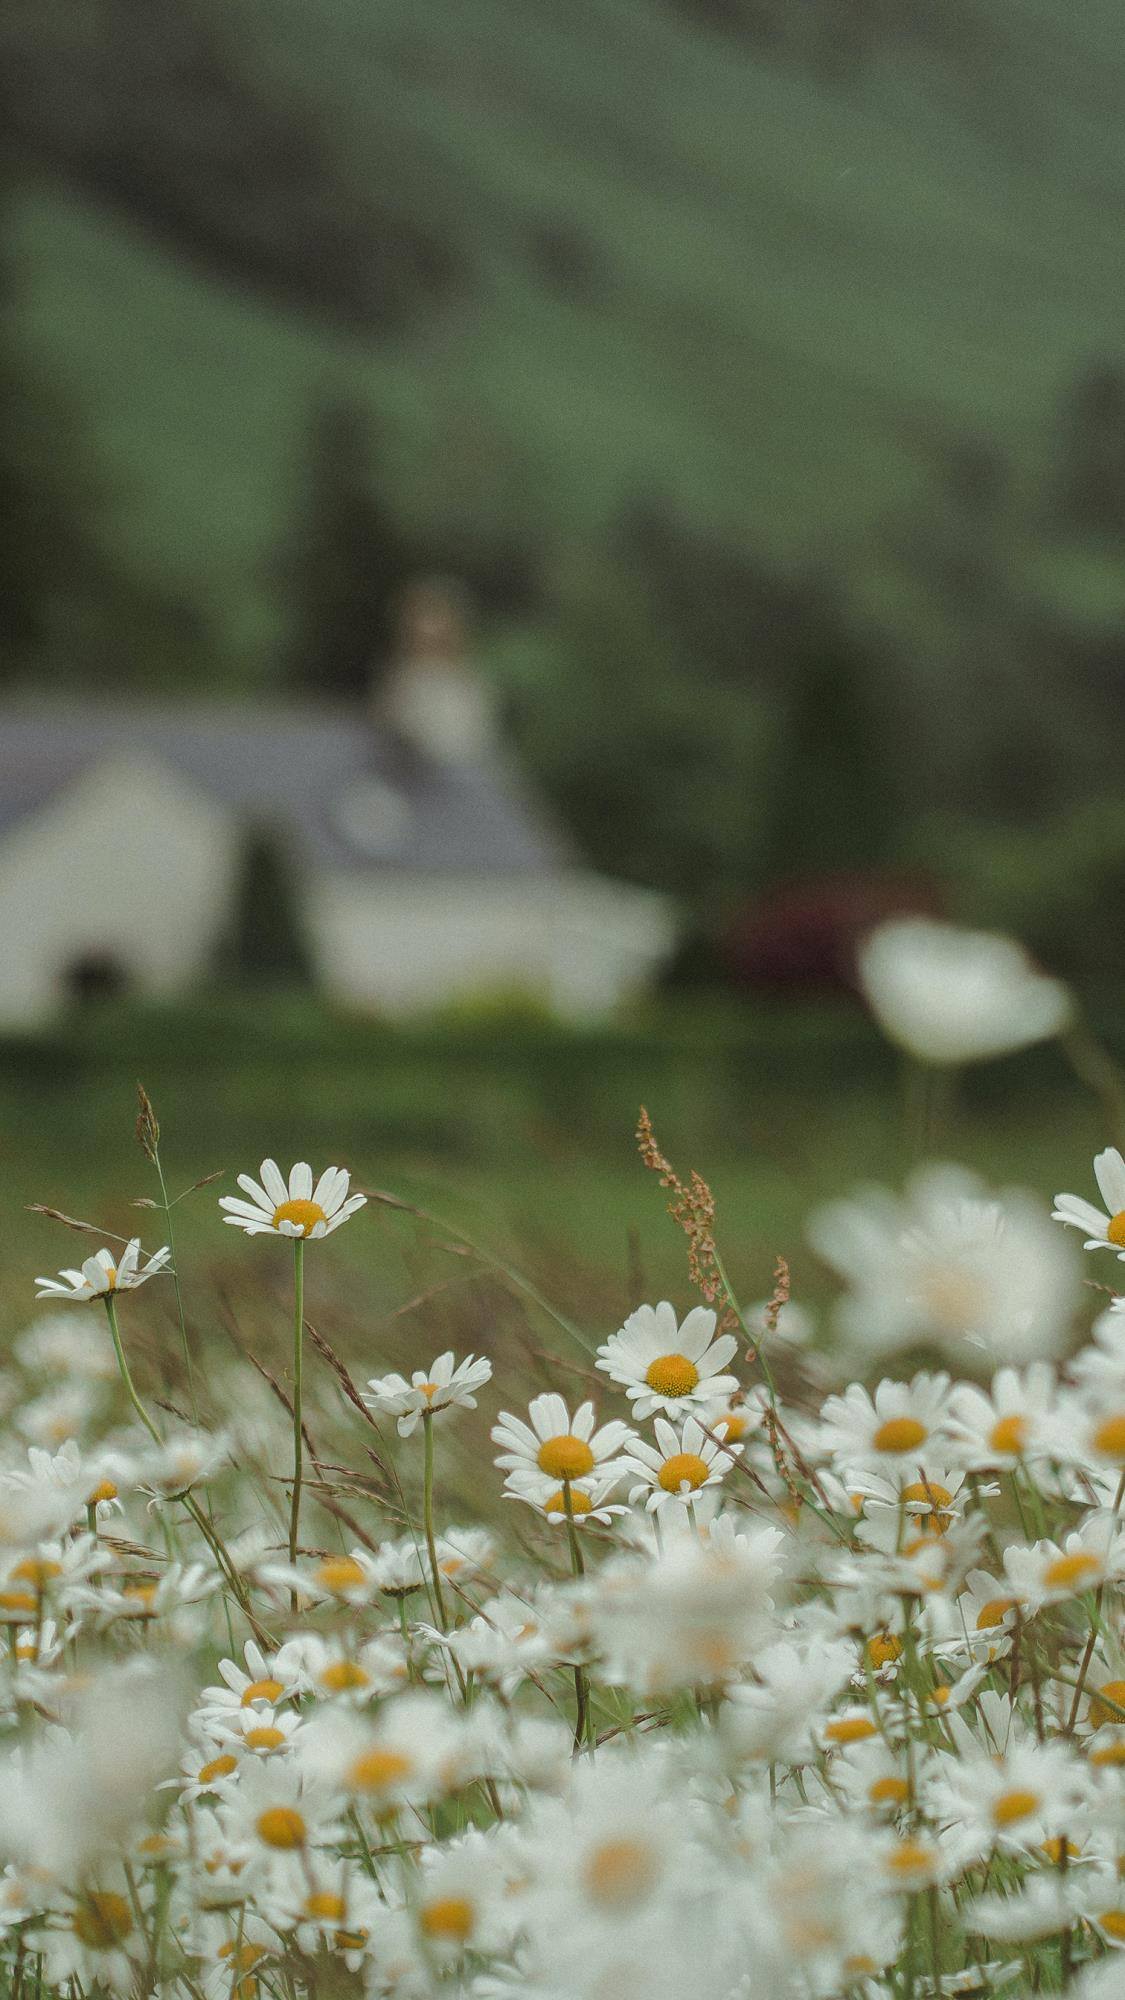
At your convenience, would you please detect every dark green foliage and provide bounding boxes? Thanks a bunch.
[279,401,414,700]
[216,826,315,988]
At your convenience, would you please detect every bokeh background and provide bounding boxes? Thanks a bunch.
[3,0,1124,1328]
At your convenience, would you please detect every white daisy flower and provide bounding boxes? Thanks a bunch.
[1053,1147,1125,1258]
[595,1301,739,1421]
[219,1160,366,1240]
[362,1351,492,1437]
[34,1238,170,1302]
[946,1365,1058,1470]
[815,1374,956,1475]
[491,1394,634,1499]
[622,1414,735,1513]
[856,917,1070,1065]
[504,1466,629,1528]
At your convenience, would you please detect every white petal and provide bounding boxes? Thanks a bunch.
[258,1160,288,1206]
[1094,1149,1125,1215]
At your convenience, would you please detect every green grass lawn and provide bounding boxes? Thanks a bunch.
[4,995,1112,1363]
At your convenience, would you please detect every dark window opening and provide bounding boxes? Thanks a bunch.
[62,952,132,1005]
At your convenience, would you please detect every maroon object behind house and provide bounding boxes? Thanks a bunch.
[722,872,944,992]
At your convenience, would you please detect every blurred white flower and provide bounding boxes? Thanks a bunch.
[809,1165,1078,1363]
[856,917,1070,1064]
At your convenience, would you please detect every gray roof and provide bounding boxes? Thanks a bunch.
[0,701,573,875]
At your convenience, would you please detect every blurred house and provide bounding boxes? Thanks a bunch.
[0,671,673,1025]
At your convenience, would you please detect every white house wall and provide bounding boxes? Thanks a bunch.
[309,871,675,1017]
[0,752,238,1025]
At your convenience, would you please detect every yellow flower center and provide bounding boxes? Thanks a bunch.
[720,1409,750,1441]
[824,1716,877,1745]
[536,1435,596,1480]
[868,1776,910,1806]
[866,1632,903,1667]
[1041,1836,1080,1864]
[198,1754,238,1786]
[976,1596,1017,1630]
[992,1788,1040,1827]
[1100,1910,1125,1940]
[872,1417,927,1454]
[272,1199,327,1237]
[1093,1415,1125,1460]
[1088,1680,1125,1730]
[883,1840,937,1881]
[583,1838,661,1908]
[103,1266,118,1291]
[11,1558,62,1587]
[420,1896,475,1942]
[333,1930,368,1952]
[544,1487,593,1514]
[658,1451,711,1493]
[644,1354,700,1398]
[314,1557,367,1595]
[1092,1742,1125,1766]
[1043,1552,1101,1591]
[320,1660,370,1693]
[930,1685,951,1706]
[256,1806,306,1849]
[1108,1212,1125,1248]
[219,1943,268,1974]
[305,1892,346,1921]
[347,1747,412,1794]
[899,1482,953,1511]
[123,1581,157,1610]
[0,1590,38,1615]
[989,1415,1028,1456]
[241,1678,284,1706]
[88,1479,119,1504]
[72,1893,133,1948]
[244,1726,285,1751]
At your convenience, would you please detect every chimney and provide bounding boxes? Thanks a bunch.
[376,575,498,766]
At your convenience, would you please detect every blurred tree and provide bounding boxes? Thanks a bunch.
[280,400,415,700]
[1056,361,1125,537]
[754,641,897,886]
[216,826,314,987]
[0,187,106,678]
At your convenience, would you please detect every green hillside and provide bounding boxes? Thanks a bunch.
[9,0,1125,677]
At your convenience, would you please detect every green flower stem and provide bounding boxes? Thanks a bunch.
[288,1238,305,1569]
[103,1292,273,1648]
[421,1410,449,1630]
[563,1481,594,1752]
[103,1292,163,1446]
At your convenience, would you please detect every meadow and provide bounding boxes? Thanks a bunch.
[2,937,1125,1999]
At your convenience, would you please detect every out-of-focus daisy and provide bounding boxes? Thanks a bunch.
[1003,1516,1125,1611]
[1053,1147,1125,1259]
[810,1167,1077,1364]
[622,1414,735,1514]
[219,1160,366,1240]
[363,1352,492,1437]
[595,1302,739,1421]
[35,1239,170,1303]
[856,917,1070,1065]
[491,1394,633,1500]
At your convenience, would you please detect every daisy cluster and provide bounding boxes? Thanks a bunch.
[4,1114,1125,2000]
